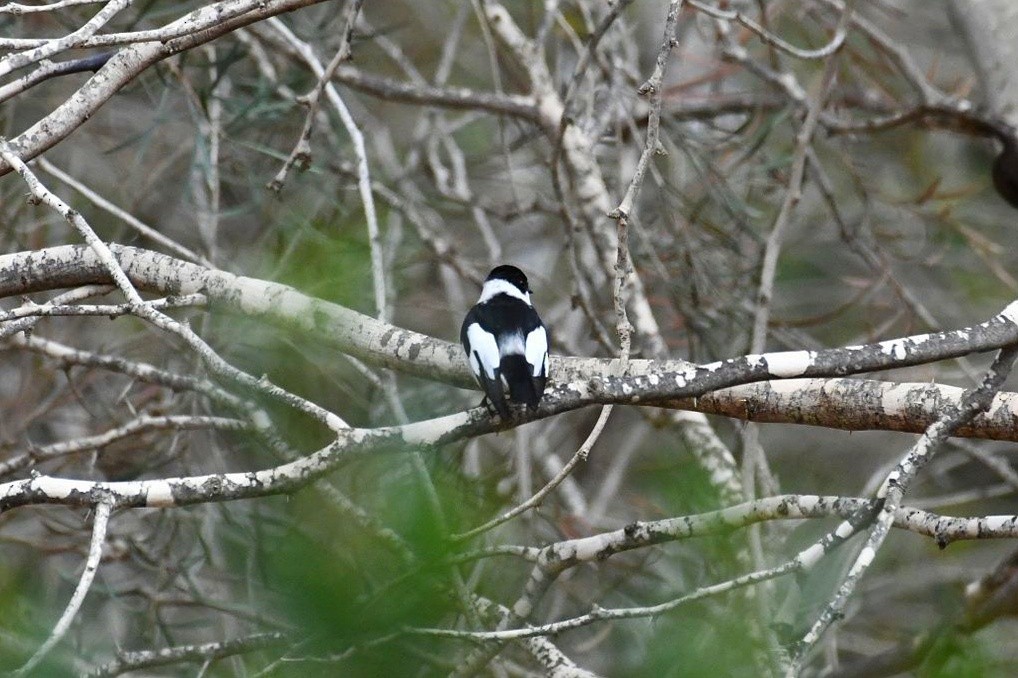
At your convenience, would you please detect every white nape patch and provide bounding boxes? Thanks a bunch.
[499,331,525,358]
[145,483,175,507]
[1001,300,1018,325]
[766,351,814,378]
[525,326,548,376]
[478,278,531,305]
[466,323,500,379]
[881,340,908,361]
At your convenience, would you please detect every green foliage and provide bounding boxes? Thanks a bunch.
[920,629,996,678]
[0,554,75,674]
[633,437,728,515]
[270,210,374,312]
[620,606,765,678]
[256,454,486,675]
[0,563,39,668]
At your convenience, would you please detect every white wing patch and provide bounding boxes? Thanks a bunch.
[466,323,500,379]
[525,326,548,377]
[499,331,525,358]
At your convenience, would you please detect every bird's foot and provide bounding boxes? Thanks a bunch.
[479,396,508,421]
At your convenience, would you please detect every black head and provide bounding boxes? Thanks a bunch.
[486,265,531,294]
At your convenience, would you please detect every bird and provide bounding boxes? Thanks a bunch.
[461,265,549,419]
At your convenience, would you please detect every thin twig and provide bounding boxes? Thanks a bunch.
[266,0,364,191]
[16,499,114,675]
[688,0,848,60]
[0,142,348,431]
[0,0,131,78]
[35,157,211,266]
[748,1,855,354]
[0,0,102,14]
[452,405,613,542]
[790,345,1018,673]
[0,293,207,323]
[0,415,247,478]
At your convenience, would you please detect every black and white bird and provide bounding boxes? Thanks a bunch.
[461,265,549,419]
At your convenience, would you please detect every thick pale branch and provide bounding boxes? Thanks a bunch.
[4,245,1018,440]
[525,495,1018,570]
[684,378,1018,441]
[438,496,1018,645]
[1,317,1017,515]
[791,346,1018,671]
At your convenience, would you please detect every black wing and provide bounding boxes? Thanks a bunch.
[461,306,511,419]
[475,297,548,409]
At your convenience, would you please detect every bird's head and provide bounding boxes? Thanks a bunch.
[487,265,530,292]
[479,265,532,304]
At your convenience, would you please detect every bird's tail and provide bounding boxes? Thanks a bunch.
[500,354,540,409]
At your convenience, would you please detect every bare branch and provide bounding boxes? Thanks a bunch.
[0,0,332,177]
[16,499,113,675]
[689,0,848,60]
[791,346,1018,672]
[0,0,130,78]
[86,632,286,677]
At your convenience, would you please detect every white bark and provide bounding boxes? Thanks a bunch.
[6,244,1018,440]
